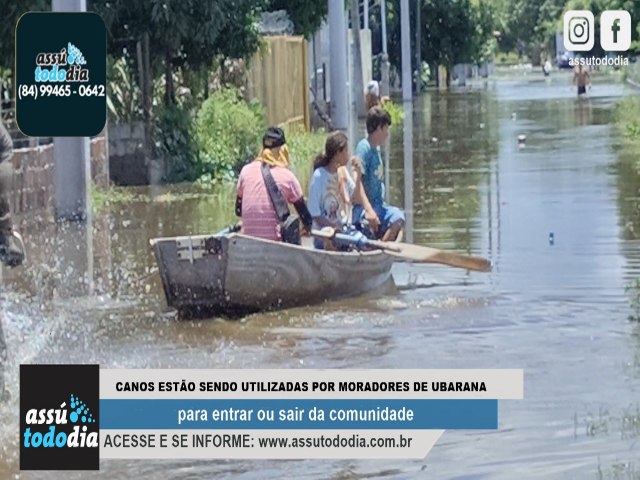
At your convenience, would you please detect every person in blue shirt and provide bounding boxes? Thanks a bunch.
[352,106,405,242]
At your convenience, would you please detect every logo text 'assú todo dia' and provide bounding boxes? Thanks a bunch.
[23,393,98,448]
[20,365,99,470]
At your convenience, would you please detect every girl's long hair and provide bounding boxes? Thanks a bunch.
[313,131,349,170]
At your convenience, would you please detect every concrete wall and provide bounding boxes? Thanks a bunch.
[309,24,373,105]
[348,28,373,93]
[108,122,149,185]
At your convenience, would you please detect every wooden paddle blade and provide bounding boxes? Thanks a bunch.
[380,242,492,272]
[311,229,492,272]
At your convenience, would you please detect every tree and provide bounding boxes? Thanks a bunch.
[490,0,640,61]
[368,0,495,88]
[91,0,264,104]
[0,0,49,72]
[266,0,328,38]
[562,0,640,55]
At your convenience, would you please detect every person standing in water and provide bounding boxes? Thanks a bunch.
[573,64,591,96]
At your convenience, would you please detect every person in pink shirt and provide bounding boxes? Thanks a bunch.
[235,127,312,242]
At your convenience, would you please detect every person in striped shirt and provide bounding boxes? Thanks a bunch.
[235,127,312,242]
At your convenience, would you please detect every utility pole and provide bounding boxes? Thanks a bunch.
[350,0,366,117]
[52,0,90,221]
[51,0,95,297]
[380,0,390,97]
[403,103,413,243]
[328,0,349,131]
[415,0,421,94]
[400,0,412,102]
[381,0,390,197]
[363,0,369,30]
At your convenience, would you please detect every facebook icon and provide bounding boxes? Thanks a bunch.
[600,10,631,51]
[611,18,620,43]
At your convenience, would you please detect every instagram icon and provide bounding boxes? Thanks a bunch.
[564,10,595,51]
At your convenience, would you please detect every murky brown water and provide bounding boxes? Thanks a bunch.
[2,71,640,479]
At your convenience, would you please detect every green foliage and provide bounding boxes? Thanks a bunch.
[615,96,640,140]
[92,0,263,105]
[0,0,49,71]
[0,68,11,106]
[494,0,564,57]
[267,0,328,38]
[370,0,496,84]
[415,0,496,67]
[90,184,139,214]
[473,0,500,63]
[383,100,405,125]
[106,56,142,123]
[94,0,262,65]
[491,0,640,61]
[154,103,199,183]
[626,62,640,85]
[284,127,326,184]
[195,88,266,184]
[495,52,527,65]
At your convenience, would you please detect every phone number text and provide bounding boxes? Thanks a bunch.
[18,84,105,99]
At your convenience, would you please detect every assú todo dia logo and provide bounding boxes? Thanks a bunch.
[23,393,98,448]
[34,42,89,82]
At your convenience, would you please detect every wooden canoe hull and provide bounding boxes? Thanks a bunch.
[150,233,394,314]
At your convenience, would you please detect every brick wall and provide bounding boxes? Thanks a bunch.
[10,136,108,215]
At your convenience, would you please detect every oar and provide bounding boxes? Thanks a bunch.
[311,229,492,272]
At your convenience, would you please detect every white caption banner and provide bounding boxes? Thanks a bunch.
[100,429,444,460]
[100,369,524,399]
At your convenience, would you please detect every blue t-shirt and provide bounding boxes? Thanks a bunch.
[355,138,384,209]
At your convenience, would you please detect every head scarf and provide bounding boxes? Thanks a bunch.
[260,144,290,167]
[260,127,289,167]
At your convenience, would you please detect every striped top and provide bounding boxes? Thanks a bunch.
[236,160,303,241]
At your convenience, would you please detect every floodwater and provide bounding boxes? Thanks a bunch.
[2,71,640,479]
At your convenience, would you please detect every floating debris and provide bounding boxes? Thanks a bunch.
[517,134,527,149]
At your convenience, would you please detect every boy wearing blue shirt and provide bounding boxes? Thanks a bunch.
[353,106,405,242]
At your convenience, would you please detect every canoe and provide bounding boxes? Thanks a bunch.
[150,233,395,316]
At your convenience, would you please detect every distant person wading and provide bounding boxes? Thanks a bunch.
[365,80,390,111]
[573,64,591,96]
